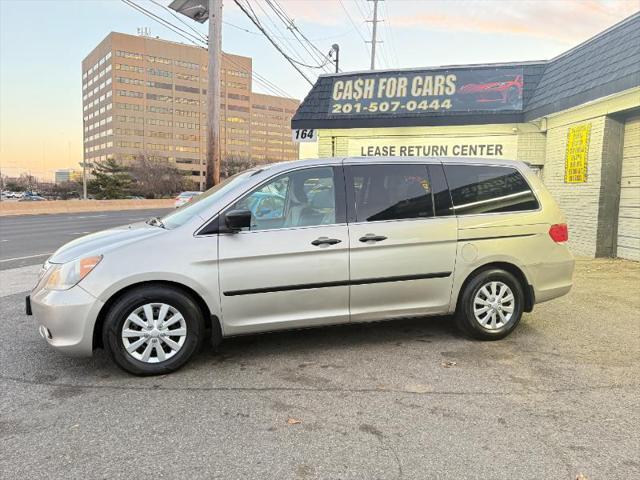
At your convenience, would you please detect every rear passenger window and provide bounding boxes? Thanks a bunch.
[444,165,539,215]
[349,164,434,222]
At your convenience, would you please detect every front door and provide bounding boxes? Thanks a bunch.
[345,162,458,322]
[218,166,350,335]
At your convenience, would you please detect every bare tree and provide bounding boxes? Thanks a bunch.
[127,153,196,198]
[220,154,257,179]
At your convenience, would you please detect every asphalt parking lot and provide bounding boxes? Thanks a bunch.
[0,214,638,479]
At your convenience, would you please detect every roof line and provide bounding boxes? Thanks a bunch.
[548,11,640,62]
[317,60,548,79]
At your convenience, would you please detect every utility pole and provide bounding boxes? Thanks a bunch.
[366,0,383,70]
[206,0,222,187]
[82,162,87,200]
[332,44,340,73]
[168,0,219,187]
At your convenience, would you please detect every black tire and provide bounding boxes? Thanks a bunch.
[103,285,204,376]
[455,269,524,340]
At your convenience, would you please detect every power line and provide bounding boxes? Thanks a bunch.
[225,19,355,44]
[337,0,370,58]
[120,1,298,104]
[253,1,320,70]
[266,0,335,72]
[222,53,297,100]
[232,0,314,85]
[120,0,206,48]
[380,0,400,66]
[149,0,208,43]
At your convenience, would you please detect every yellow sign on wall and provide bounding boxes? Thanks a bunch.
[564,124,591,183]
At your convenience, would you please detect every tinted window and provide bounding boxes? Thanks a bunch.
[350,164,434,222]
[228,167,338,231]
[444,165,539,215]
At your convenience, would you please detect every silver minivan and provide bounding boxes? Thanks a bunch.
[27,157,574,375]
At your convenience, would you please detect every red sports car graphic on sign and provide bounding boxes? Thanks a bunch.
[458,74,523,105]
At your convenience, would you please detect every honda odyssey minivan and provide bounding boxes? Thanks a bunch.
[27,157,574,375]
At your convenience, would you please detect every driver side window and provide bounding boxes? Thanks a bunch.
[227,167,337,231]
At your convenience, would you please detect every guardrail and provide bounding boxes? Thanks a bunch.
[0,199,174,216]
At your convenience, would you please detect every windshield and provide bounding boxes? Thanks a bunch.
[161,170,255,229]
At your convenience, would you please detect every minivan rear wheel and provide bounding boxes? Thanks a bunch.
[103,285,204,375]
[455,269,524,340]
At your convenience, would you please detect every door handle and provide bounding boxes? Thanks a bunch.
[311,237,342,246]
[359,234,388,243]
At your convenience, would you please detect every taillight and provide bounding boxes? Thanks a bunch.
[549,223,568,243]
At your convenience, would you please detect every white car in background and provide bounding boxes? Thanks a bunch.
[174,191,202,208]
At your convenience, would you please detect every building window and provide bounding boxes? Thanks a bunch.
[175,85,200,94]
[147,81,173,90]
[117,90,144,98]
[176,72,199,82]
[146,93,173,103]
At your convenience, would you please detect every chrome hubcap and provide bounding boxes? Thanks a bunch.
[121,303,187,363]
[473,281,515,330]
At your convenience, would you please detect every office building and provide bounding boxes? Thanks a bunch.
[82,32,299,189]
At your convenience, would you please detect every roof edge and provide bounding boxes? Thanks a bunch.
[549,11,640,63]
[318,61,548,79]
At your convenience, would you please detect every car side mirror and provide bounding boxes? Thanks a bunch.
[224,209,252,232]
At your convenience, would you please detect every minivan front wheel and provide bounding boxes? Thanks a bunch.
[103,286,204,375]
[455,269,524,340]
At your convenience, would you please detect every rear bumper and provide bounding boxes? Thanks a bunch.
[29,285,104,357]
[530,253,575,304]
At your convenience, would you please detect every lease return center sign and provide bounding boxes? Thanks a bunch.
[330,67,524,115]
[347,136,518,159]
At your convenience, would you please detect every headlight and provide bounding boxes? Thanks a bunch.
[45,255,103,291]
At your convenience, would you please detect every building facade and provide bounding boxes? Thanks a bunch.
[54,169,81,184]
[292,14,640,260]
[82,32,299,189]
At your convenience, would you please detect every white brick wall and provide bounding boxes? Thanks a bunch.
[517,132,546,165]
[543,116,605,256]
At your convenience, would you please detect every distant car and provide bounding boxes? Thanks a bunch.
[174,191,202,208]
[19,195,46,201]
[458,74,523,105]
[126,196,145,200]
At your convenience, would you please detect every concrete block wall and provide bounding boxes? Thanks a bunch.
[543,116,606,256]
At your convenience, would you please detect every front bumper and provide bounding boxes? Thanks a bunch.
[28,285,104,357]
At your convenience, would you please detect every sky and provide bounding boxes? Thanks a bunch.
[0,0,637,180]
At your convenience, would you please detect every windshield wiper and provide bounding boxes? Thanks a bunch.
[146,216,166,228]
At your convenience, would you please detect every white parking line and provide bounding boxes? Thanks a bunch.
[0,253,52,263]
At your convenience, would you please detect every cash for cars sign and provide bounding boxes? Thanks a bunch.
[329,67,524,115]
[348,136,517,159]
